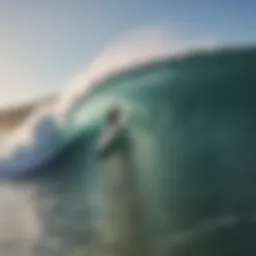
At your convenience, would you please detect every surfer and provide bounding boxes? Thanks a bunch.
[95,106,150,256]
[95,106,128,157]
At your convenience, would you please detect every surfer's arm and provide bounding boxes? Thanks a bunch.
[95,125,128,158]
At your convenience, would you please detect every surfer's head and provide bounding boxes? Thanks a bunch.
[107,107,123,125]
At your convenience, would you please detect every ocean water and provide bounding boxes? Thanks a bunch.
[0,46,256,255]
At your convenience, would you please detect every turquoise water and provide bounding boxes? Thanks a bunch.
[5,48,256,255]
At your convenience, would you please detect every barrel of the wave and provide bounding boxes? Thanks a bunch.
[95,107,149,256]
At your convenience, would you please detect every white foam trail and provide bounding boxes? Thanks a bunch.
[0,106,62,176]
[0,25,219,176]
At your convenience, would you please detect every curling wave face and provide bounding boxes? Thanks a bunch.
[0,28,218,178]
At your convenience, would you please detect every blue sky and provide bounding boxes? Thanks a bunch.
[0,0,255,107]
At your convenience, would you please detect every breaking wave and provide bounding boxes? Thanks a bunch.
[0,26,219,178]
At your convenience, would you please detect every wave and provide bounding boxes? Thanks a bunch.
[0,26,219,178]
[0,26,255,254]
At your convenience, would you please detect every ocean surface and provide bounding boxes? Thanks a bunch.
[0,44,256,255]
